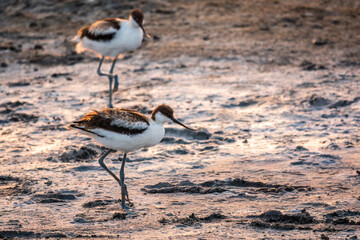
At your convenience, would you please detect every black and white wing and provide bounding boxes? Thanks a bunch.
[69,108,150,136]
[77,18,122,41]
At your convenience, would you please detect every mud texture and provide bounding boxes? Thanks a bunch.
[0,0,359,239]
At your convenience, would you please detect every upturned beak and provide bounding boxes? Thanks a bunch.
[140,23,151,38]
[171,117,195,131]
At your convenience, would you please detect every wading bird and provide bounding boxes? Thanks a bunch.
[69,105,194,209]
[73,9,151,108]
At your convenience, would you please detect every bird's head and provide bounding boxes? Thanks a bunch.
[130,9,151,38]
[151,104,194,130]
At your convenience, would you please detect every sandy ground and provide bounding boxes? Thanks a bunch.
[0,0,360,239]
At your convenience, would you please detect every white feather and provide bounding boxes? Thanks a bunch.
[91,120,165,152]
[154,112,172,124]
[89,26,118,36]
[110,119,148,130]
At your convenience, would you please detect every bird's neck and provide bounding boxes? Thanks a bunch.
[128,16,139,28]
[152,112,168,125]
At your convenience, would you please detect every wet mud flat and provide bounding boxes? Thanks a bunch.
[1,0,360,239]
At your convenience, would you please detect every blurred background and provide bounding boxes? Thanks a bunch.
[1,0,359,69]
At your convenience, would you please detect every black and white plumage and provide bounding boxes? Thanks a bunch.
[77,18,121,42]
[73,9,151,108]
[74,9,150,58]
[69,105,195,209]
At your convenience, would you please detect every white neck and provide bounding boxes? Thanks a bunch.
[154,112,170,125]
[129,16,140,28]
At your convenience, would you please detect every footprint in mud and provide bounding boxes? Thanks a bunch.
[31,191,78,203]
[250,209,315,223]
[41,232,68,238]
[202,179,311,193]
[165,127,211,140]
[28,52,86,66]
[303,94,360,109]
[0,101,36,123]
[325,143,341,150]
[7,81,31,87]
[142,178,312,194]
[82,199,117,208]
[72,165,102,172]
[299,60,326,71]
[294,145,309,151]
[197,145,219,152]
[0,231,41,239]
[304,94,331,107]
[221,99,258,108]
[164,127,235,147]
[0,101,30,110]
[161,137,192,145]
[50,72,71,78]
[291,154,341,167]
[296,82,316,88]
[248,209,360,232]
[57,144,105,162]
[324,210,360,225]
[9,113,39,123]
[0,175,32,196]
[74,201,128,223]
[142,180,226,194]
[38,124,67,131]
[134,77,171,89]
[74,212,127,223]
[329,97,360,109]
[112,212,127,220]
[248,209,315,230]
[159,212,226,226]
[167,148,192,155]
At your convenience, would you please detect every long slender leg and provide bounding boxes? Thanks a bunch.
[119,157,130,202]
[96,57,116,108]
[106,58,117,108]
[97,56,117,79]
[109,58,119,92]
[119,153,128,209]
[98,149,121,186]
[98,149,130,208]
[108,76,113,108]
[96,56,105,76]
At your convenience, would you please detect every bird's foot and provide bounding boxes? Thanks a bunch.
[123,184,130,201]
[121,198,134,209]
[126,197,133,206]
[113,75,119,92]
[121,202,130,209]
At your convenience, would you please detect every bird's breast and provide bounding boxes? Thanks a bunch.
[140,123,164,148]
[115,25,143,51]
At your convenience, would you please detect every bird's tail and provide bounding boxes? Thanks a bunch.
[72,35,80,42]
[67,124,104,138]
[74,41,86,54]
[72,35,87,54]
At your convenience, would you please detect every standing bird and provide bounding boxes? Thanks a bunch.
[68,105,195,209]
[73,9,151,108]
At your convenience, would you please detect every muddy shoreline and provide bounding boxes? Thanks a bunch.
[1,0,359,239]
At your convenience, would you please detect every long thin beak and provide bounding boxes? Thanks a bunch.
[140,23,151,38]
[171,117,195,131]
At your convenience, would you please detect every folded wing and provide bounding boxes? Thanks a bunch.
[70,108,150,136]
[77,18,122,41]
